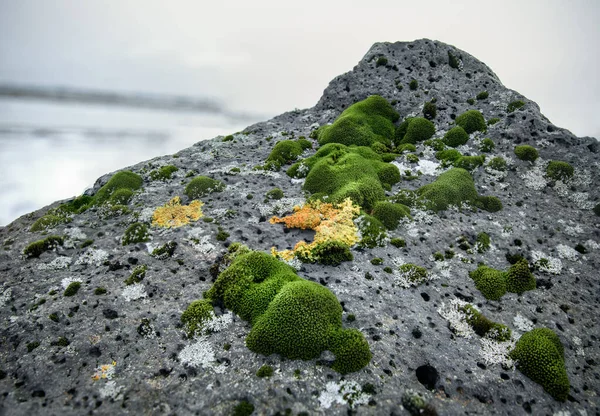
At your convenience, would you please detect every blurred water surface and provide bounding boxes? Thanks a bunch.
[0,99,250,226]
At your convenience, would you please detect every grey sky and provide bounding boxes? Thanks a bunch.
[1,0,599,138]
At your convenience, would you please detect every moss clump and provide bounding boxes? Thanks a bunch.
[479,138,495,153]
[149,165,178,181]
[459,304,511,341]
[356,215,387,248]
[409,79,418,90]
[448,51,460,69]
[390,238,406,248]
[488,157,507,171]
[64,281,81,297]
[476,232,491,253]
[506,259,536,294]
[30,214,69,232]
[23,235,64,258]
[94,171,143,206]
[124,265,147,285]
[423,101,437,120]
[487,117,500,125]
[478,196,503,212]
[265,188,284,201]
[27,341,40,353]
[94,287,107,295]
[316,95,399,147]
[546,160,574,181]
[108,188,134,205]
[476,91,489,100]
[151,241,177,259]
[296,240,353,266]
[370,257,383,265]
[222,134,234,142]
[507,100,525,113]
[435,149,462,167]
[291,143,399,210]
[371,201,411,230]
[205,247,371,374]
[455,110,486,134]
[469,265,507,300]
[454,155,485,171]
[397,143,417,153]
[417,168,500,213]
[375,56,388,67]
[396,117,435,146]
[122,222,150,245]
[514,145,539,162]
[265,139,312,170]
[181,299,213,337]
[256,365,274,378]
[216,227,230,241]
[184,176,226,199]
[233,400,255,416]
[509,328,570,401]
[466,98,475,105]
[442,126,470,148]
[398,264,428,285]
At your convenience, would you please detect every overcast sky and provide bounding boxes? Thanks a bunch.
[1,0,599,138]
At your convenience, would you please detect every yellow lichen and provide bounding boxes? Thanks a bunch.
[152,196,203,228]
[91,361,117,381]
[270,198,360,260]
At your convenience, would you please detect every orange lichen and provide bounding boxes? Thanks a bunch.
[92,361,117,381]
[270,198,360,260]
[152,196,203,228]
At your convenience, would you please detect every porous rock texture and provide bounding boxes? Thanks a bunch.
[1,39,599,415]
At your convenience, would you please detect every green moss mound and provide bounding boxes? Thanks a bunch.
[514,145,539,162]
[265,139,312,170]
[480,138,495,153]
[296,241,354,266]
[506,259,536,294]
[510,328,570,401]
[459,304,511,341]
[435,149,462,167]
[184,176,226,199]
[455,110,486,134]
[149,165,178,181]
[265,188,284,201]
[417,168,500,213]
[30,214,68,232]
[507,100,525,113]
[204,247,371,374]
[357,215,387,248]
[469,265,507,300]
[181,299,213,337]
[23,235,64,258]
[423,101,437,120]
[109,188,134,205]
[291,143,399,210]
[396,117,435,146]
[317,95,399,147]
[546,160,574,181]
[94,171,143,205]
[454,155,485,171]
[442,126,469,147]
[371,201,411,230]
[63,281,81,297]
[488,157,507,171]
[122,222,150,245]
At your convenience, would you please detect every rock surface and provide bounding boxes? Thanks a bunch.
[0,39,599,415]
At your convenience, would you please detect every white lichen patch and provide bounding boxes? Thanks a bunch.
[179,336,227,373]
[139,207,155,223]
[189,235,216,255]
[318,380,371,409]
[585,239,600,250]
[479,337,515,368]
[121,284,147,301]
[437,299,475,338]
[0,288,13,307]
[64,227,87,240]
[556,244,579,261]
[99,381,124,400]
[75,249,109,266]
[204,312,234,333]
[521,161,548,191]
[416,159,440,175]
[257,197,305,217]
[92,361,117,380]
[61,277,82,289]
[531,250,563,275]
[513,313,534,332]
[38,256,72,270]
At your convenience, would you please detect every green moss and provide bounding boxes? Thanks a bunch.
[396,143,417,153]
[476,232,491,253]
[509,328,570,401]
[454,155,485,171]
[409,79,418,90]
[27,341,40,353]
[205,247,371,374]
[488,156,507,171]
[396,117,435,146]
[49,313,59,322]
[398,264,428,285]
[152,241,177,259]
[122,222,150,245]
[417,168,491,212]
[390,238,406,248]
[423,101,437,120]
[506,259,536,294]
[357,215,387,248]
[435,149,462,166]
[370,141,388,154]
[125,265,147,285]
[448,51,460,69]
[456,110,486,134]
[371,201,411,230]
[442,126,469,148]
[216,227,230,241]
[546,160,574,181]
[375,56,388,67]
[94,171,143,205]
[64,281,81,297]
[479,138,495,153]
[459,304,511,341]
[297,240,354,266]
[181,299,213,337]
[477,196,503,213]
[265,188,284,201]
[149,165,179,181]
[233,400,255,416]
[222,134,234,142]
[476,91,489,100]
[317,95,399,147]
[256,365,274,378]
[23,235,64,258]
[469,265,507,300]
[184,176,226,199]
[487,117,500,125]
[466,98,475,105]
[94,287,107,295]
[30,214,69,232]
[423,138,446,152]
[52,336,70,347]
[108,188,134,205]
[514,145,539,162]
[507,100,525,113]
[370,257,383,265]
[265,139,312,170]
